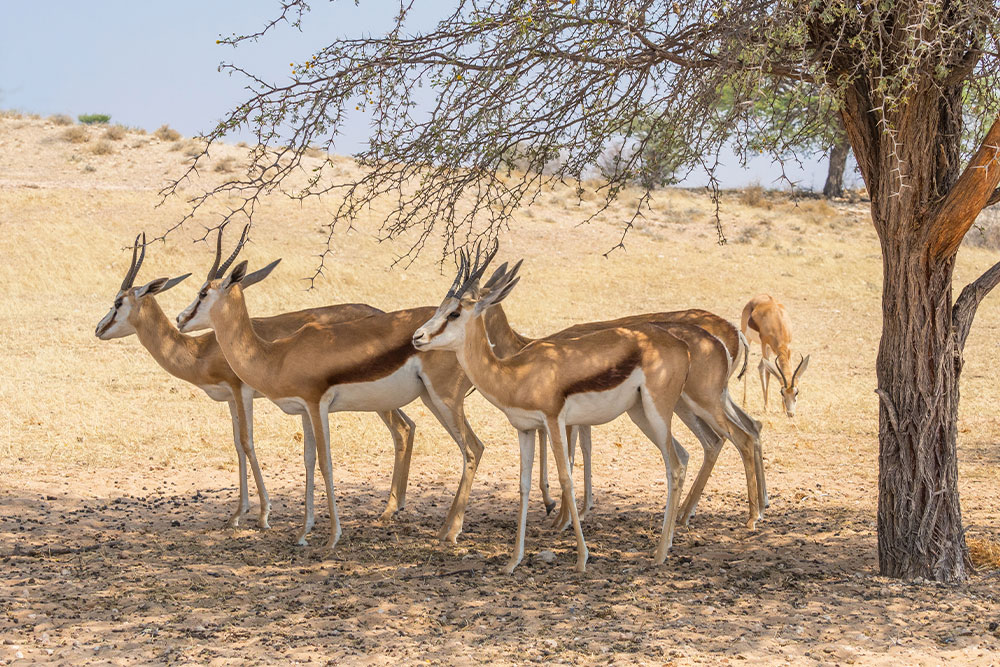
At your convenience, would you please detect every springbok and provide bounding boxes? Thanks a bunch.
[176,241,486,550]
[740,294,810,417]
[96,232,415,530]
[413,248,742,573]
[482,304,764,531]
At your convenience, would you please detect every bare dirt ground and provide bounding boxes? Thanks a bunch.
[2,114,1000,664]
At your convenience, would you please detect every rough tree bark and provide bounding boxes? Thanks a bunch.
[822,136,850,198]
[842,74,1000,580]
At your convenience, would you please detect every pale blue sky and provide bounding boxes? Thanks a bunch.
[0,1,849,189]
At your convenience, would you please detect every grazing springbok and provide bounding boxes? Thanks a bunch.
[96,232,415,529]
[482,304,765,531]
[176,243,486,550]
[740,294,810,417]
[413,248,727,573]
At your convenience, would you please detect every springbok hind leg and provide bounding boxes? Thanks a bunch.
[375,409,416,523]
[295,413,317,546]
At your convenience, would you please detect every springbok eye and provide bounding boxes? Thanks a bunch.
[114,299,122,308]
[200,289,208,299]
[447,310,461,321]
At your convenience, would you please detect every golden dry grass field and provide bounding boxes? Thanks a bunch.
[2,113,1000,664]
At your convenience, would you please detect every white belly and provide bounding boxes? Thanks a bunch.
[323,356,424,413]
[561,369,644,426]
[273,396,308,415]
[198,383,234,402]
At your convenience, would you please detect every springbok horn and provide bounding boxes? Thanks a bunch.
[457,240,499,296]
[121,233,146,290]
[446,249,469,298]
[216,224,249,279]
[775,361,789,388]
[207,222,228,281]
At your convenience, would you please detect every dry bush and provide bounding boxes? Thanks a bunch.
[61,126,90,143]
[50,114,74,126]
[91,139,114,155]
[0,109,23,119]
[103,125,127,141]
[213,156,236,173]
[304,146,327,159]
[154,124,181,141]
[183,142,204,158]
[796,198,837,224]
[968,537,1000,570]
[168,140,184,152]
[738,183,771,209]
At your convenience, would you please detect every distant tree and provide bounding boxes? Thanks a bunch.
[172,0,1000,582]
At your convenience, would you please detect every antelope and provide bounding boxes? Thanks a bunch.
[482,305,765,530]
[740,294,810,417]
[175,239,486,550]
[413,248,749,573]
[96,232,416,530]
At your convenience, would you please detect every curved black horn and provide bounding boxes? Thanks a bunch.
[456,240,499,296]
[793,354,806,380]
[775,360,789,388]
[446,248,469,298]
[207,222,228,281]
[120,233,143,290]
[216,224,249,279]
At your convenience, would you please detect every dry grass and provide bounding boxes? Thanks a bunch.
[738,183,770,209]
[154,123,181,141]
[213,156,236,173]
[90,139,114,155]
[2,114,1000,663]
[103,124,127,141]
[49,113,74,126]
[969,537,1000,570]
[60,125,89,143]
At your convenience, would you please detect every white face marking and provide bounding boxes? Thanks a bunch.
[177,281,220,333]
[412,297,471,351]
[95,291,136,340]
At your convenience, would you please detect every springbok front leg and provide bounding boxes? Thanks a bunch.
[296,412,317,546]
[234,386,270,529]
[376,409,416,523]
[546,417,588,573]
[758,357,771,411]
[307,405,341,551]
[537,429,556,515]
[225,398,251,529]
[505,429,537,574]
[418,388,484,544]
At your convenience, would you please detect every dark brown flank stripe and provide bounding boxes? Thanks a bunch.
[747,315,760,333]
[564,350,642,397]
[324,338,419,386]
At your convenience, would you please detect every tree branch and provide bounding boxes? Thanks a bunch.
[928,115,1000,260]
[953,258,1000,352]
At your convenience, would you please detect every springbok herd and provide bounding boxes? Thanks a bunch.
[95,226,810,573]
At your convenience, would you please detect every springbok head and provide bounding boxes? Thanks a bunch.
[176,224,279,333]
[412,243,522,352]
[95,233,191,339]
[761,354,811,417]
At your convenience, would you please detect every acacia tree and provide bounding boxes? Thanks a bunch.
[168,0,1000,582]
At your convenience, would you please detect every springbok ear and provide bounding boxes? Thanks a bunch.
[793,354,811,381]
[761,357,782,380]
[241,259,281,289]
[135,273,191,298]
[221,260,249,289]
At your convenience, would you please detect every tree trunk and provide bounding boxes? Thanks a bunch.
[822,137,850,198]
[874,238,968,581]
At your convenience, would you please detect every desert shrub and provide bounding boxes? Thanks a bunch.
[797,198,837,224]
[968,537,1000,570]
[213,156,236,173]
[0,109,23,119]
[103,125,127,141]
[61,126,89,143]
[50,114,73,126]
[78,113,111,125]
[183,142,204,157]
[91,139,114,155]
[155,124,181,141]
[169,141,184,151]
[738,183,769,209]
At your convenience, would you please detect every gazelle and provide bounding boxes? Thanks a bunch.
[176,242,486,550]
[96,232,416,530]
[413,249,717,573]
[483,305,765,530]
[740,294,810,417]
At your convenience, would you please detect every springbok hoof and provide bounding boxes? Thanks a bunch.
[544,501,556,515]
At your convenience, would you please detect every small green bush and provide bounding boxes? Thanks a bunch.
[78,113,111,125]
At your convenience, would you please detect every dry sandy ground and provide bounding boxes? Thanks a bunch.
[2,114,1000,664]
